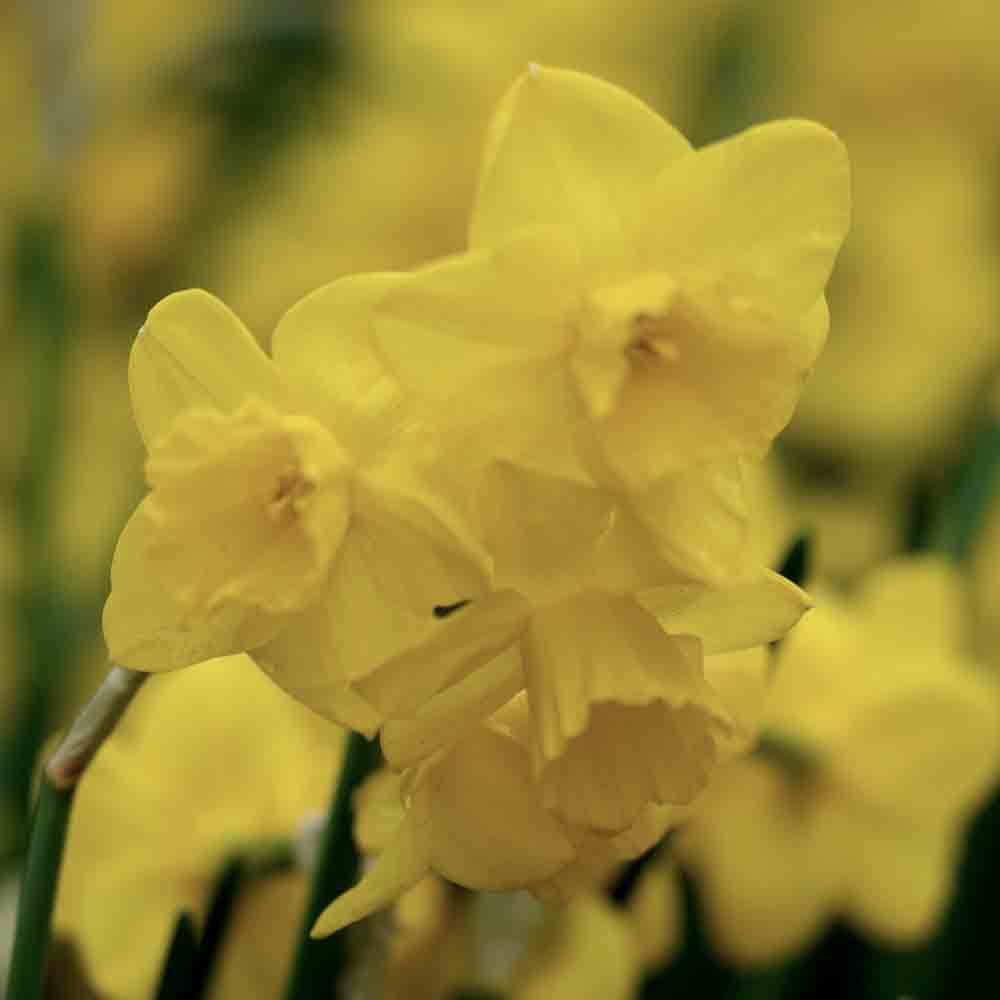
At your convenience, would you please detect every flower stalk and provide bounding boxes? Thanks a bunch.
[4,780,74,1000]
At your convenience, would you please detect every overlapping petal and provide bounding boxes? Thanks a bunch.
[103,500,282,671]
[251,530,431,736]
[270,271,414,459]
[640,119,850,319]
[471,64,692,267]
[639,569,812,653]
[355,589,533,717]
[129,290,285,449]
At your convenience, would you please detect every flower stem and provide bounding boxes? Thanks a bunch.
[5,665,146,999]
[283,731,380,1000]
[45,665,147,790]
[4,780,74,1000]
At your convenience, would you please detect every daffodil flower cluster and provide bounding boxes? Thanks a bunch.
[102,66,850,933]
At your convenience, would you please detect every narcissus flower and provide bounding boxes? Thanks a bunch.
[677,557,1000,964]
[312,704,680,938]
[104,284,488,732]
[357,463,808,835]
[315,638,768,939]
[373,65,849,488]
[55,655,341,999]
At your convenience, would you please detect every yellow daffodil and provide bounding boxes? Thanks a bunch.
[372,65,849,488]
[677,557,1000,964]
[103,284,488,733]
[313,698,681,939]
[55,655,341,999]
[315,634,770,939]
[358,463,807,835]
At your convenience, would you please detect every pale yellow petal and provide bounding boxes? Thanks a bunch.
[421,726,576,891]
[311,816,432,937]
[678,760,842,966]
[271,272,412,459]
[353,452,490,614]
[841,807,961,945]
[641,119,850,319]
[251,530,431,736]
[103,499,277,671]
[640,570,812,654]
[380,646,525,770]
[477,461,613,583]
[831,671,1000,823]
[590,296,824,485]
[471,65,691,263]
[626,857,684,969]
[373,230,579,406]
[353,769,408,853]
[620,462,749,583]
[129,290,285,449]
[354,589,532,717]
[855,555,968,655]
[703,646,770,757]
[523,593,729,832]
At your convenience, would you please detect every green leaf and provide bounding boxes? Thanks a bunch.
[189,856,246,998]
[154,913,200,1000]
[283,731,381,1000]
[932,417,1000,562]
[776,533,812,588]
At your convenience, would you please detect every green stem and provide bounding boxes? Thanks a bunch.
[283,731,380,1000]
[4,781,75,1000]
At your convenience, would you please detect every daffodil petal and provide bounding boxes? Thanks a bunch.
[855,555,967,655]
[641,119,850,319]
[381,646,525,770]
[129,290,285,449]
[831,673,1000,822]
[374,229,579,399]
[523,594,728,832]
[678,760,842,965]
[703,646,770,757]
[271,272,412,459]
[471,65,691,262]
[353,453,490,614]
[311,815,432,938]
[422,725,576,890]
[251,530,432,736]
[103,500,278,671]
[843,810,959,944]
[353,769,408,853]
[619,462,749,583]
[640,570,812,654]
[477,461,614,581]
[354,589,532,717]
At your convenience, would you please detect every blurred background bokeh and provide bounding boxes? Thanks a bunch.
[3,2,1000,997]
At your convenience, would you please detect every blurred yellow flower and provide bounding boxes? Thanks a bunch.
[55,655,341,999]
[373,65,849,488]
[677,557,1000,964]
[104,284,488,732]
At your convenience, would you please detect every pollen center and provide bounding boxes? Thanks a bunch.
[144,397,353,617]
[570,271,678,418]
